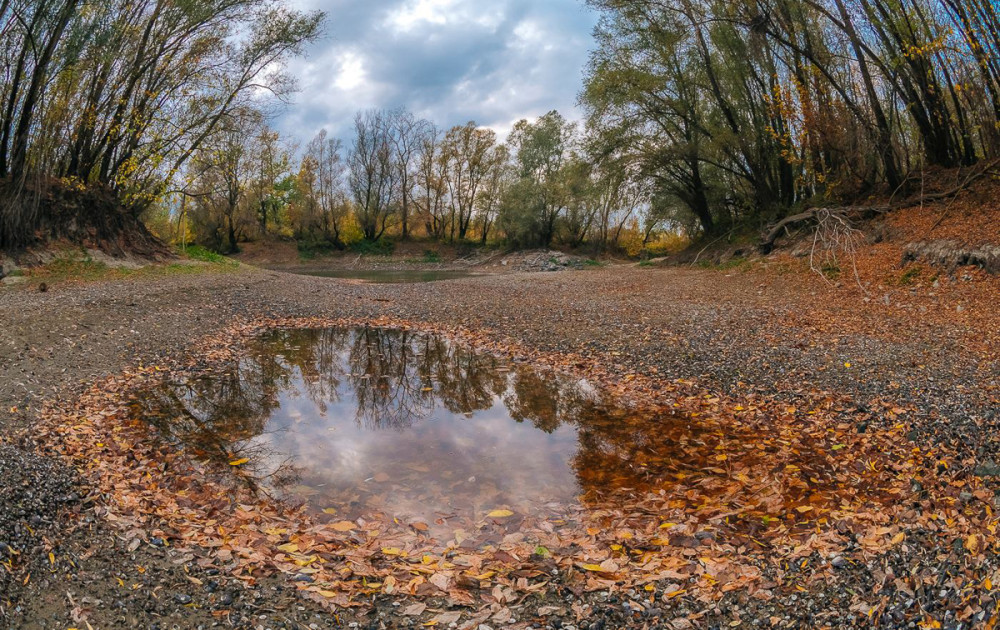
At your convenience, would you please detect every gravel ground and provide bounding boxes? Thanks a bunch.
[0,262,996,629]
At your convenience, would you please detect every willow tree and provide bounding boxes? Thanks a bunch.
[0,0,323,249]
[585,0,1000,237]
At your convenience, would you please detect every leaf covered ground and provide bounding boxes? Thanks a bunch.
[1,238,999,628]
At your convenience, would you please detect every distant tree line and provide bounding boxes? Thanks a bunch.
[583,0,1000,236]
[169,107,653,255]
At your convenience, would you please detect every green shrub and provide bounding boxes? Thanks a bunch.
[297,238,342,260]
[350,239,395,256]
[183,245,226,263]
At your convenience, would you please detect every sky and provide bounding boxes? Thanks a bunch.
[279,0,600,144]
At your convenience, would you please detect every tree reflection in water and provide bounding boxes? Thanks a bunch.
[133,327,690,523]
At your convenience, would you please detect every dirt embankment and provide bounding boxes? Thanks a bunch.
[0,231,999,628]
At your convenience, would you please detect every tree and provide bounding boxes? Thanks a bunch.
[0,0,323,249]
[302,130,349,246]
[475,143,512,244]
[388,108,430,240]
[442,122,497,241]
[414,125,451,240]
[507,111,576,247]
[348,109,399,241]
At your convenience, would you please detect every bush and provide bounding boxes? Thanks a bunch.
[297,238,342,260]
[350,238,395,256]
[182,245,227,263]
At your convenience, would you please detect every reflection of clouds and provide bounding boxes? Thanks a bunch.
[257,387,581,523]
[152,327,619,528]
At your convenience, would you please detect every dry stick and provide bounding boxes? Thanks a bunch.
[924,163,998,235]
[690,227,737,266]
[761,159,1000,250]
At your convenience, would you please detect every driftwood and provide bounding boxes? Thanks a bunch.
[759,161,999,253]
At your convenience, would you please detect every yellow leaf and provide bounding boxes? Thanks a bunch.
[795,506,813,513]
[890,532,906,546]
[228,458,249,466]
[965,534,979,553]
[277,543,298,553]
[322,508,337,515]
[48,552,55,566]
[580,564,605,572]
[381,547,403,556]
[317,590,338,598]
[331,521,355,532]
[844,362,852,368]
[488,509,514,518]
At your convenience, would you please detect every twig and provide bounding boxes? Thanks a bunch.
[761,159,1000,251]
[690,228,737,266]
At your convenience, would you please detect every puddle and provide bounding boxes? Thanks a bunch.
[132,327,704,528]
[131,326,862,539]
[294,269,480,283]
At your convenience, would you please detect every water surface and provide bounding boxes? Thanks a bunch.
[296,269,479,283]
[134,327,701,529]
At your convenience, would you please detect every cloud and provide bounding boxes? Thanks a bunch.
[278,0,597,144]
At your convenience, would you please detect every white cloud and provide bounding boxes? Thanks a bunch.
[275,0,599,143]
[333,51,367,91]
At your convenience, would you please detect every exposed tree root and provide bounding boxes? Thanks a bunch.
[0,178,171,260]
[759,161,1000,253]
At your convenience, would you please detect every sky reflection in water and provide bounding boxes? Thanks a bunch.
[138,327,684,528]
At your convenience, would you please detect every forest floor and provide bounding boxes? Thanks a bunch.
[1,205,999,629]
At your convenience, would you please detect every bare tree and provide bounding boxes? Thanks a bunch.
[388,108,431,240]
[303,130,348,246]
[348,109,399,241]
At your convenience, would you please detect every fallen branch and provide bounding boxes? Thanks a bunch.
[759,160,999,253]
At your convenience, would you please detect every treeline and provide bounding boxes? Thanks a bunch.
[583,0,1000,235]
[0,0,322,249]
[164,108,651,255]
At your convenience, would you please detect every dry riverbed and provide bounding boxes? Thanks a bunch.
[0,260,998,629]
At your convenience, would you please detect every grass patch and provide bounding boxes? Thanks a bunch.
[297,239,342,261]
[404,249,442,264]
[638,260,654,268]
[583,258,603,267]
[181,245,227,264]
[350,239,395,257]
[820,261,842,280]
[898,265,922,285]
[7,249,240,289]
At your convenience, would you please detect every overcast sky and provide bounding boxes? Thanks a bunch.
[280,0,599,144]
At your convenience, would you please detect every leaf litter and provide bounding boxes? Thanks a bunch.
[33,315,1000,626]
